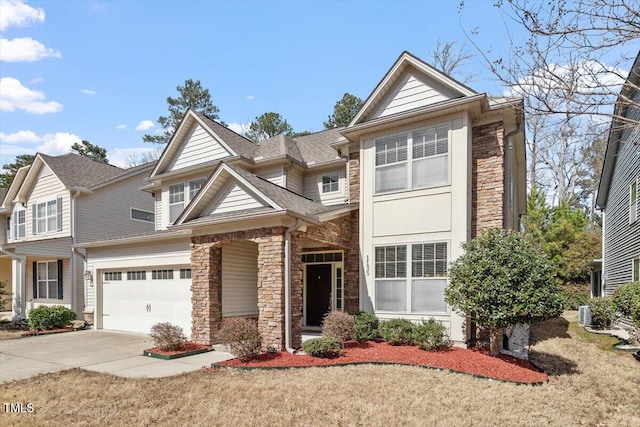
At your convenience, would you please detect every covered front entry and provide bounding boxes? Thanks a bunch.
[303,251,344,328]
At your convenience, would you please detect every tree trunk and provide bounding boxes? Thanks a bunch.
[489,327,503,356]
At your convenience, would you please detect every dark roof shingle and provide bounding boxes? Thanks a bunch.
[40,154,125,188]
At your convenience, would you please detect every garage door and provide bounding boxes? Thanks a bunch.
[101,267,191,334]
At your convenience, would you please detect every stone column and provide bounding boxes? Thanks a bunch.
[190,243,222,345]
[290,233,303,349]
[256,235,285,350]
[344,210,360,314]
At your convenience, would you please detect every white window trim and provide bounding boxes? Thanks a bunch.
[34,195,60,234]
[36,260,58,300]
[14,208,25,240]
[130,208,154,223]
[321,172,340,194]
[633,257,640,282]
[374,123,451,195]
[373,241,450,315]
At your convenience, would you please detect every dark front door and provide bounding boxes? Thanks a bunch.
[306,264,332,327]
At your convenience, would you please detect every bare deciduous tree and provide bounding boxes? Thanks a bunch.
[429,39,477,84]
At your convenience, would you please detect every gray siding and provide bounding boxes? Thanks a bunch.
[167,124,230,172]
[76,172,154,243]
[286,166,304,195]
[603,91,640,294]
[303,166,347,205]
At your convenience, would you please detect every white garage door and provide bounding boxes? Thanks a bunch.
[102,267,192,334]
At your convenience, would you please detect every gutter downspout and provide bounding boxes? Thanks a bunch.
[284,218,302,353]
[504,122,523,230]
[71,191,81,316]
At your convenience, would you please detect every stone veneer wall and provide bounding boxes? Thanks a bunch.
[471,121,505,237]
[189,214,359,350]
[349,151,360,203]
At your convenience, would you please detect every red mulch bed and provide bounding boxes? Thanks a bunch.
[145,342,210,357]
[217,341,547,384]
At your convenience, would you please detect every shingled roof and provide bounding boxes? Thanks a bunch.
[292,128,344,164]
[256,134,304,164]
[40,154,126,189]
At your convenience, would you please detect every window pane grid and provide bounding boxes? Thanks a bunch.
[189,178,206,200]
[36,261,58,299]
[152,269,174,280]
[127,271,146,280]
[375,246,406,279]
[180,268,192,279]
[104,272,122,281]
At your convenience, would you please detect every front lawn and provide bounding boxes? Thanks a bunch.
[1,313,638,426]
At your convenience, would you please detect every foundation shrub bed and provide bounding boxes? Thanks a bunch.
[302,337,342,358]
[588,297,615,329]
[612,282,640,317]
[322,311,356,343]
[379,319,414,345]
[411,319,450,350]
[354,311,380,341]
[217,317,262,361]
[28,305,76,330]
[150,322,187,351]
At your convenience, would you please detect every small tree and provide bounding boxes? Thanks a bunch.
[246,112,293,143]
[71,140,109,164]
[323,93,364,129]
[446,228,562,355]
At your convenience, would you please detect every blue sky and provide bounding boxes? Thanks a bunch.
[1,0,530,168]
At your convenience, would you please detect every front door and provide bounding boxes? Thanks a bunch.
[305,264,332,327]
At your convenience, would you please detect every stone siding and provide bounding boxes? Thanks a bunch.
[472,121,505,237]
[349,151,360,203]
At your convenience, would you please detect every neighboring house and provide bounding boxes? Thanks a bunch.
[0,154,155,321]
[596,51,640,296]
[77,51,526,350]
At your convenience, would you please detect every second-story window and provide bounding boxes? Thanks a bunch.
[169,183,185,223]
[630,179,638,224]
[322,173,339,193]
[33,198,62,235]
[189,178,206,200]
[375,134,408,193]
[15,210,25,239]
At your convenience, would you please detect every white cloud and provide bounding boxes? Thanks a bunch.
[0,0,45,31]
[0,131,81,167]
[36,132,81,156]
[0,77,62,114]
[30,77,43,84]
[227,122,250,135]
[135,120,154,131]
[0,37,61,62]
[80,89,96,95]
[245,95,255,100]
[0,130,40,143]
[115,124,127,130]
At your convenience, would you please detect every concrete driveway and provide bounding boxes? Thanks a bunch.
[0,329,234,383]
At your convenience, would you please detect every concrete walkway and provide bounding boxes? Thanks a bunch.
[0,329,234,383]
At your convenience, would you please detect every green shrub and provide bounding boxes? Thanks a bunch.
[354,311,380,341]
[28,305,76,330]
[217,317,262,361]
[612,282,640,316]
[302,337,342,358]
[411,318,450,350]
[321,311,356,343]
[150,322,187,351]
[589,297,615,329]
[379,319,414,345]
[558,283,590,310]
[0,280,10,312]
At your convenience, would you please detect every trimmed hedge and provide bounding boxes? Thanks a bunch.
[589,297,615,329]
[412,318,449,350]
[302,337,342,358]
[217,317,262,362]
[28,305,76,330]
[379,319,414,345]
[612,282,640,317]
[354,311,380,341]
[322,311,356,343]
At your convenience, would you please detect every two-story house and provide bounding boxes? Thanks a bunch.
[78,51,526,350]
[0,154,155,321]
[597,51,640,295]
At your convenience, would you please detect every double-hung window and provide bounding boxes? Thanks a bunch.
[375,134,408,193]
[411,243,448,313]
[374,123,450,194]
[36,260,60,299]
[374,245,407,311]
[33,198,61,234]
[322,173,340,193]
[14,210,25,239]
[169,183,185,223]
[375,242,449,314]
[412,125,449,189]
[189,178,206,200]
[633,258,640,282]
[631,180,638,224]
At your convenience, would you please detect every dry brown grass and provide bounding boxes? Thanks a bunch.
[1,313,639,426]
